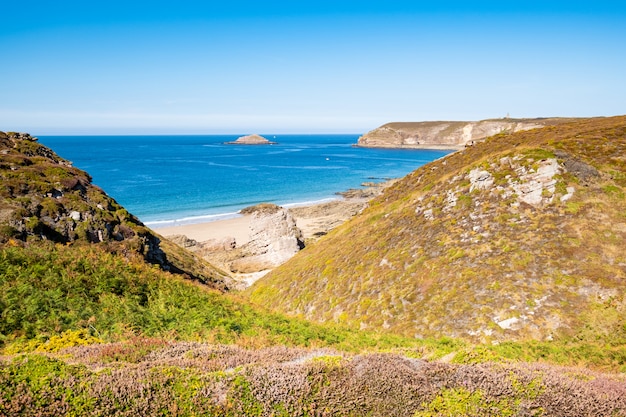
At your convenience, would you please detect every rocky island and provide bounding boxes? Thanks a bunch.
[225,133,276,145]
[356,117,575,150]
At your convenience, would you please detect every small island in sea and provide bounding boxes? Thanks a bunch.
[225,134,277,145]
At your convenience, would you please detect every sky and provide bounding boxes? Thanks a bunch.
[1,1,625,135]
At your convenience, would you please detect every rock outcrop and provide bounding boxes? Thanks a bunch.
[225,134,276,145]
[356,118,574,149]
[230,204,304,273]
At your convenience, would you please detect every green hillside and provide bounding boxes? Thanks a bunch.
[0,131,388,351]
[248,116,626,343]
[0,131,233,290]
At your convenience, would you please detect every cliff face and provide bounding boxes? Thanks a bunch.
[248,116,626,342]
[357,118,575,149]
[0,131,233,290]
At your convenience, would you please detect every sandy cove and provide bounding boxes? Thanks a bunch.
[154,198,369,246]
[152,181,396,286]
[153,181,396,247]
[156,216,254,246]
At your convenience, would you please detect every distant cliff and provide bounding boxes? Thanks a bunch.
[356,118,575,149]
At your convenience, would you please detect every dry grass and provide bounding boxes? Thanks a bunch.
[248,116,626,343]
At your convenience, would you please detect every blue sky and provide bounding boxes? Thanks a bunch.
[1,1,625,134]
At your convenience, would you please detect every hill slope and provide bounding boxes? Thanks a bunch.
[248,116,626,342]
[0,131,233,290]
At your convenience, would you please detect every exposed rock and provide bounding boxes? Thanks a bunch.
[230,204,304,273]
[225,134,276,145]
[512,158,561,207]
[468,169,494,191]
[6,132,38,141]
[166,234,198,248]
[198,237,237,253]
[239,202,283,215]
[356,118,575,149]
[554,150,601,185]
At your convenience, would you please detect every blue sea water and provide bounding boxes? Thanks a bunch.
[38,135,451,228]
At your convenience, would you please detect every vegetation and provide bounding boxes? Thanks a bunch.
[0,241,403,351]
[248,116,626,343]
[2,123,626,415]
[2,345,625,416]
[0,131,232,290]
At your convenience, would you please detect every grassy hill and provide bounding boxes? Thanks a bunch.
[0,131,233,290]
[248,116,626,343]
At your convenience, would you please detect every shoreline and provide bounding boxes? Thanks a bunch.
[146,197,342,229]
[155,215,254,246]
[153,184,393,247]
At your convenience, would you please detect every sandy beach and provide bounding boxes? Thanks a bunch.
[153,199,364,246]
[155,215,254,245]
[152,182,394,247]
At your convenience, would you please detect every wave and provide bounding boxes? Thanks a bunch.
[145,196,341,229]
[280,197,340,209]
[146,211,243,228]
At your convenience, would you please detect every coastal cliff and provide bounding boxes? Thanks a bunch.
[356,118,575,149]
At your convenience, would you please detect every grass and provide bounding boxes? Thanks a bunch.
[247,116,626,345]
[2,240,625,372]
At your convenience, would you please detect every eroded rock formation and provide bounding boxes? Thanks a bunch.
[230,204,304,273]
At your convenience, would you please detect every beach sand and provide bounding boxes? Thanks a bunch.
[151,182,393,246]
[156,215,254,245]
[153,200,360,246]
[152,182,394,285]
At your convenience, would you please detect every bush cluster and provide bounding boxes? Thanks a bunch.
[1,345,625,416]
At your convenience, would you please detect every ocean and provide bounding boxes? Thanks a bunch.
[38,135,451,227]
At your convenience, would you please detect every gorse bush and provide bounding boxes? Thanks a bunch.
[0,241,433,354]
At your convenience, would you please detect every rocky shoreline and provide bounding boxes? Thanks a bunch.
[162,180,395,287]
